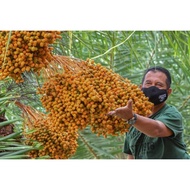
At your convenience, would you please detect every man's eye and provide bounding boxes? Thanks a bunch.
[156,83,163,87]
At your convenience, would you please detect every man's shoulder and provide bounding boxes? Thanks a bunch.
[162,104,178,111]
[151,104,182,119]
[162,104,182,117]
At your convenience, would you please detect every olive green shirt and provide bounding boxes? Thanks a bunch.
[124,104,190,159]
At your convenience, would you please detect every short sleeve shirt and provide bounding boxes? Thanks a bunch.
[124,104,190,159]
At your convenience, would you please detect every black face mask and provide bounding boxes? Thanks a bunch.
[141,86,168,105]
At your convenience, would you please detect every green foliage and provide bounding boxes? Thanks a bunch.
[71,126,125,159]
[0,77,43,159]
[0,131,43,159]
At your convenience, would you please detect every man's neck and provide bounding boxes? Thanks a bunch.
[150,102,166,116]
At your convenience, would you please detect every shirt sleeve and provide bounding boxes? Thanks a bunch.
[156,106,183,138]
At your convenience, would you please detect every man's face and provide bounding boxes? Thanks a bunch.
[142,70,168,89]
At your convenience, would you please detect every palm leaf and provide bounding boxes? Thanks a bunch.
[71,126,124,159]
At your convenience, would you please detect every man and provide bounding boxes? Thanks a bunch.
[108,66,190,159]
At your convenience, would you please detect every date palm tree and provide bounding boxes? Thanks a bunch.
[1,31,190,159]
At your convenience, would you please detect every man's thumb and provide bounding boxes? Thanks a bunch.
[127,99,133,110]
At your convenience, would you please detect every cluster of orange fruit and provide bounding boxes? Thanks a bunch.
[0,31,61,83]
[39,56,153,138]
[26,116,79,159]
[15,101,78,159]
[15,56,153,159]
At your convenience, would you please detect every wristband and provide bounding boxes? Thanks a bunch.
[127,114,137,125]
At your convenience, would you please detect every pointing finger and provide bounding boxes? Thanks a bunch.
[107,110,116,116]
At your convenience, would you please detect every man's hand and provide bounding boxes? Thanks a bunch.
[107,99,134,121]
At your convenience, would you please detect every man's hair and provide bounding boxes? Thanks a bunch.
[141,66,172,88]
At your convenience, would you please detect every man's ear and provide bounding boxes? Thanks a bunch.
[139,84,142,89]
[168,88,172,95]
